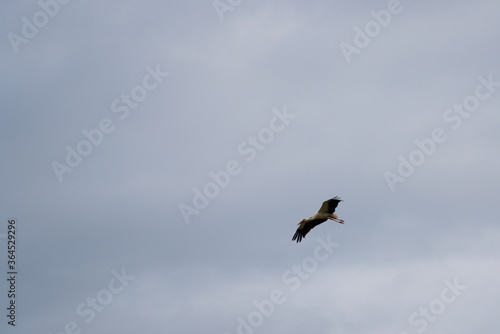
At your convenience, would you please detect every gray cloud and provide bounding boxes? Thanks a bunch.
[1,0,499,333]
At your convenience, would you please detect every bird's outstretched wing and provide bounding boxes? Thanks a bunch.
[317,197,342,214]
[292,219,326,243]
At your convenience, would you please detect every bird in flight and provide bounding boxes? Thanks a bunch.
[292,197,344,243]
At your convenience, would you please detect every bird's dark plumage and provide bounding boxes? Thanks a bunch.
[292,219,326,242]
[292,197,343,243]
[318,196,342,214]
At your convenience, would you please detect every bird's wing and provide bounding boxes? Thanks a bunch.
[292,219,326,243]
[317,197,342,214]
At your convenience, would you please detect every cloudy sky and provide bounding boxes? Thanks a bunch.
[1,0,500,333]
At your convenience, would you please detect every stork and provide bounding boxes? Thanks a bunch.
[292,197,344,243]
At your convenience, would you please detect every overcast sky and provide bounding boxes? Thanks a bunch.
[1,1,500,333]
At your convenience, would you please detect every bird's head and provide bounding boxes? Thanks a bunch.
[297,219,305,226]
